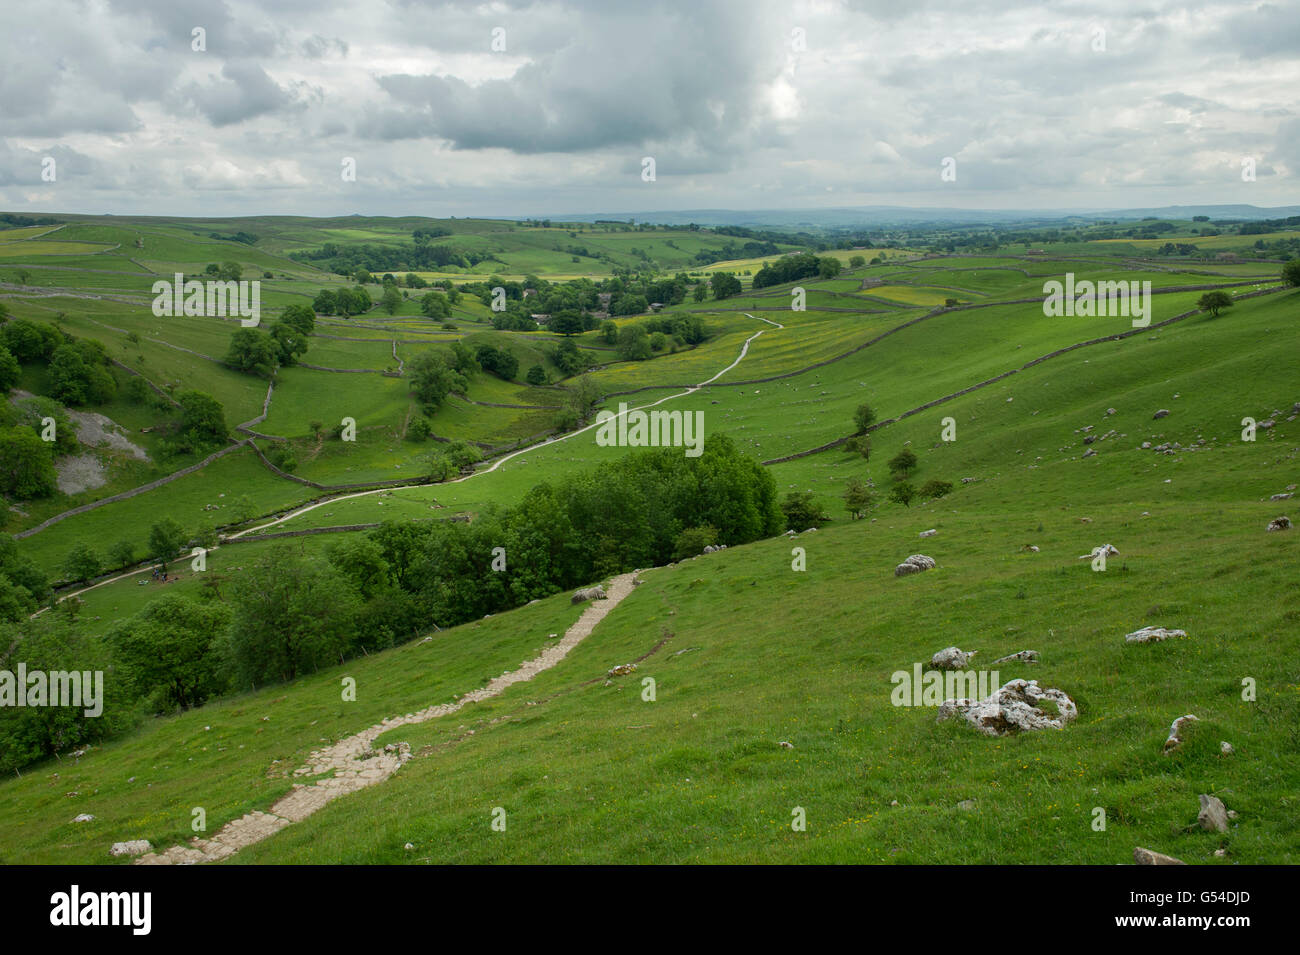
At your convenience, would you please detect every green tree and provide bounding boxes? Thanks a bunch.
[149,518,187,568]
[780,491,828,531]
[888,448,918,479]
[1282,259,1300,288]
[280,304,316,336]
[0,345,19,393]
[673,525,718,560]
[62,542,102,582]
[711,272,742,300]
[220,545,362,686]
[419,291,451,319]
[269,322,308,366]
[381,285,402,315]
[225,328,278,377]
[1196,290,1234,317]
[526,364,547,385]
[854,403,877,434]
[617,325,652,361]
[918,478,953,501]
[843,478,874,519]
[888,482,916,507]
[408,351,466,409]
[600,320,618,344]
[177,390,227,447]
[0,427,56,498]
[108,540,136,567]
[112,594,231,710]
[548,309,585,336]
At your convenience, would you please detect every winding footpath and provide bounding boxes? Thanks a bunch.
[134,571,641,864]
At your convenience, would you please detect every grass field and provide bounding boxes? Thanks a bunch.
[0,211,1296,865]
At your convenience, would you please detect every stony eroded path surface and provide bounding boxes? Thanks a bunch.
[134,572,640,864]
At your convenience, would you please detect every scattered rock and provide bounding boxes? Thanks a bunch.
[778,741,794,750]
[571,585,607,604]
[1266,516,1291,531]
[1153,409,1171,419]
[607,663,637,677]
[1125,626,1186,644]
[918,528,937,538]
[1106,408,1117,416]
[1271,492,1292,501]
[990,650,1039,665]
[73,814,94,823]
[936,679,1077,736]
[404,842,415,851]
[109,840,152,857]
[1220,741,1235,755]
[1020,544,1039,552]
[1134,846,1185,866]
[1197,794,1229,833]
[930,647,977,670]
[957,799,977,810]
[1163,714,1198,754]
[894,554,936,577]
[1078,543,1119,560]
[1082,448,1097,458]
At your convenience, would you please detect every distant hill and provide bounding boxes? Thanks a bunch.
[539,204,1300,229]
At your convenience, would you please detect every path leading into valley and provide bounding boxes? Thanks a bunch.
[134,571,641,864]
[222,312,782,540]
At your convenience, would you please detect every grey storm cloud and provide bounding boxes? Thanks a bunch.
[180,63,301,126]
[0,0,1295,214]
[366,4,777,154]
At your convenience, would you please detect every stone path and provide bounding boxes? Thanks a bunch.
[134,572,639,864]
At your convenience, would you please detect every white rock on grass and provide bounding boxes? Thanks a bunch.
[1266,516,1291,531]
[570,586,607,604]
[109,840,152,857]
[918,528,937,538]
[1220,741,1235,755]
[894,554,936,577]
[73,814,94,823]
[936,679,1077,737]
[1163,714,1198,754]
[1197,794,1230,833]
[1134,846,1185,865]
[1125,626,1186,644]
[990,650,1039,665]
[930,647,976,670]
[1078,543,1119,560]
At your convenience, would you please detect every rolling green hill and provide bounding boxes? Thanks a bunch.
[0,212,1295,865]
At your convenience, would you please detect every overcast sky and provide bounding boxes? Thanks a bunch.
[2,0,1297,218]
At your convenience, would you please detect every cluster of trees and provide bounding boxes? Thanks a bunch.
[612,319,706,361]
[225,304,315,377]
[312,286,373,316]
[290,234,487,275]
[0,435,785,772]
[202,261,244,281]
[545,337,593,377]
[474,343,518,380]
[2,319,117,406]
[751,253,844,289]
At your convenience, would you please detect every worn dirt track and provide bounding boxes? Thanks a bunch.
[134,571,639,864]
